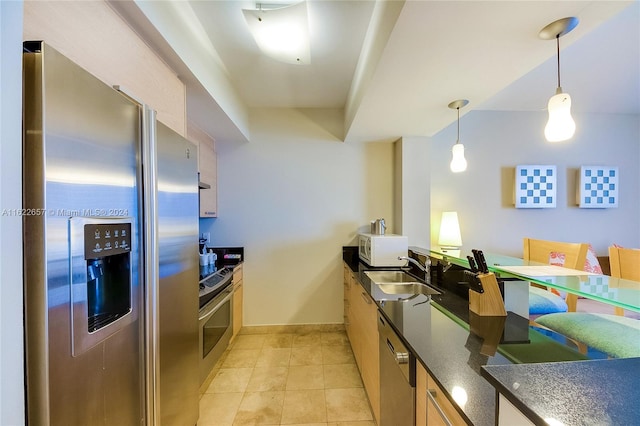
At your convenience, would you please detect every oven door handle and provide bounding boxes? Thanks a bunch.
[199,287,233,322]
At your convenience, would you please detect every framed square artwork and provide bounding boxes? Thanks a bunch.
[577,166,618,208]
[515,165,556,208]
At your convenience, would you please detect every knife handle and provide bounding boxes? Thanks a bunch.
[467,255,478,273]
[477,250,489,273]
[472,249,483,271]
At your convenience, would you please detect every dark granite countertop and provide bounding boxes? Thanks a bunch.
[343,246,591,426]
[481,358,640,426]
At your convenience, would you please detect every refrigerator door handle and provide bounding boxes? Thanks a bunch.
[141,105,160,425]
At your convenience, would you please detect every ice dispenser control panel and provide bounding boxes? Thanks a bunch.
[84,223,131,259]
[83,222,132,334]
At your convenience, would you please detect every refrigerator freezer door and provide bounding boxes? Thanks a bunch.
[23,42,143,425]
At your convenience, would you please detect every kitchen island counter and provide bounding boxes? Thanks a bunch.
[343,247,590,426]
[481,357,640,425]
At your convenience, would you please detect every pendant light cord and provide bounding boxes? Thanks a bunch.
[556,34,561,89]
[456,107,460,144]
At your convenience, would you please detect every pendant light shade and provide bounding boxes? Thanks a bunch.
[539,17,579,142]
[545,90,575,142]
[448,99,469,173]
[450,144,467,173]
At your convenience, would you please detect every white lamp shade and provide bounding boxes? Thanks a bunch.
[242,2,310,65]
[438,212,462,248]
[544,92,575,142]
[450,143,467,173]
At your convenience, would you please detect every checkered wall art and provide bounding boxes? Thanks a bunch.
[515,165,557,208]
[577,166,618,208]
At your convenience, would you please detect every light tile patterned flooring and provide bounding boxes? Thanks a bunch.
[199,326,376,426]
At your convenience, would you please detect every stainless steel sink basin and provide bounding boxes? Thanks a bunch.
[376,283,441,296]
[364,270,418,283]
[364,270,441,299]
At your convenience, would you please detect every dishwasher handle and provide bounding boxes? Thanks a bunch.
[386,338,409,365]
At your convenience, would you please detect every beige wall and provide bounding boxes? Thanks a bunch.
[201,108,395,325]
[23,0,186,136]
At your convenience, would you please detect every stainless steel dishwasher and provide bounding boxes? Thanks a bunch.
[378,312,415,426]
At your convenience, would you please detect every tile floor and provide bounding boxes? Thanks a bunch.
[199,325,376,426]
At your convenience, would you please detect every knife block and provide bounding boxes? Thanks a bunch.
[469,272,507,317]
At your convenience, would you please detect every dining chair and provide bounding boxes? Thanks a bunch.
[609,246,640,316]
[535,246,640,358]
[523,237,589,315]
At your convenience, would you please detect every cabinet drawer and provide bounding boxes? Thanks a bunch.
[426,375,466,425]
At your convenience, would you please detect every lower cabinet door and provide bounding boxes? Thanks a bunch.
[232,281,243,339]
[360,291,380,424]
[416,362,428,426]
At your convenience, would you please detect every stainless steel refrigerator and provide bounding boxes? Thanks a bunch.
[22,41,199,425]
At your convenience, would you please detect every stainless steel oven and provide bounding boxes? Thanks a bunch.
[198,268,234,385]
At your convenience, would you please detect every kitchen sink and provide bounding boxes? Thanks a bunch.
[364,270,441,299]
[364,270,419,283]
[376,282,441,296]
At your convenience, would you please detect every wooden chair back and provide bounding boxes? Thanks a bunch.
[608,246,640,316]
[608,246,640,281]
[523,238,589,312]
[523,238,588,270]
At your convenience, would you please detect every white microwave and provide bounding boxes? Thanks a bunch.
[358,233,408,267]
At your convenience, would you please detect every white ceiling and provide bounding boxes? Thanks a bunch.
[115,0,639,144]
[189,0,375,108]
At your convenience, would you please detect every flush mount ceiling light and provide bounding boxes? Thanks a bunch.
[539,17,579,142]
[448,99,469,173]
[242,2,310,65]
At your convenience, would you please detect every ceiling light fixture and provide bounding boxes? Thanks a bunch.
[242,2,310,65]
[448,99,469,173]
[539,17,579,142]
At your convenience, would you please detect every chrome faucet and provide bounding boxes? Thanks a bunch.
[399,255,431,284]
[398,256,430,273]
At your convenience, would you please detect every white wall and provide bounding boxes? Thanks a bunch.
[200,108,395,325]
[430,110,640,257]
[0,1,25,424]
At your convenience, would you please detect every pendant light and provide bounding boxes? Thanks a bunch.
[448,99,469,173]
[539,17,579,142]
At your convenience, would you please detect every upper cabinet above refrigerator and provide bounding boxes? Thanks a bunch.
[188,121,218,217]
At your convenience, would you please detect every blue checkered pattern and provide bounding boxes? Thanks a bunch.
[578,166,618,208]
[515,165,557,208]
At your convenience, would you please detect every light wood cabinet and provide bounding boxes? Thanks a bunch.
[416,362,428,426]
[416,361,467,426]
[198,136,217,217]
[427,373,467,426]
[188,120,217,217]
[232,264,243,340]
[343,263,380,424]
[343,265,353,341]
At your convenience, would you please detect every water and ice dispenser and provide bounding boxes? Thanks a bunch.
[84,223,132,332]
[71,220,135,356]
